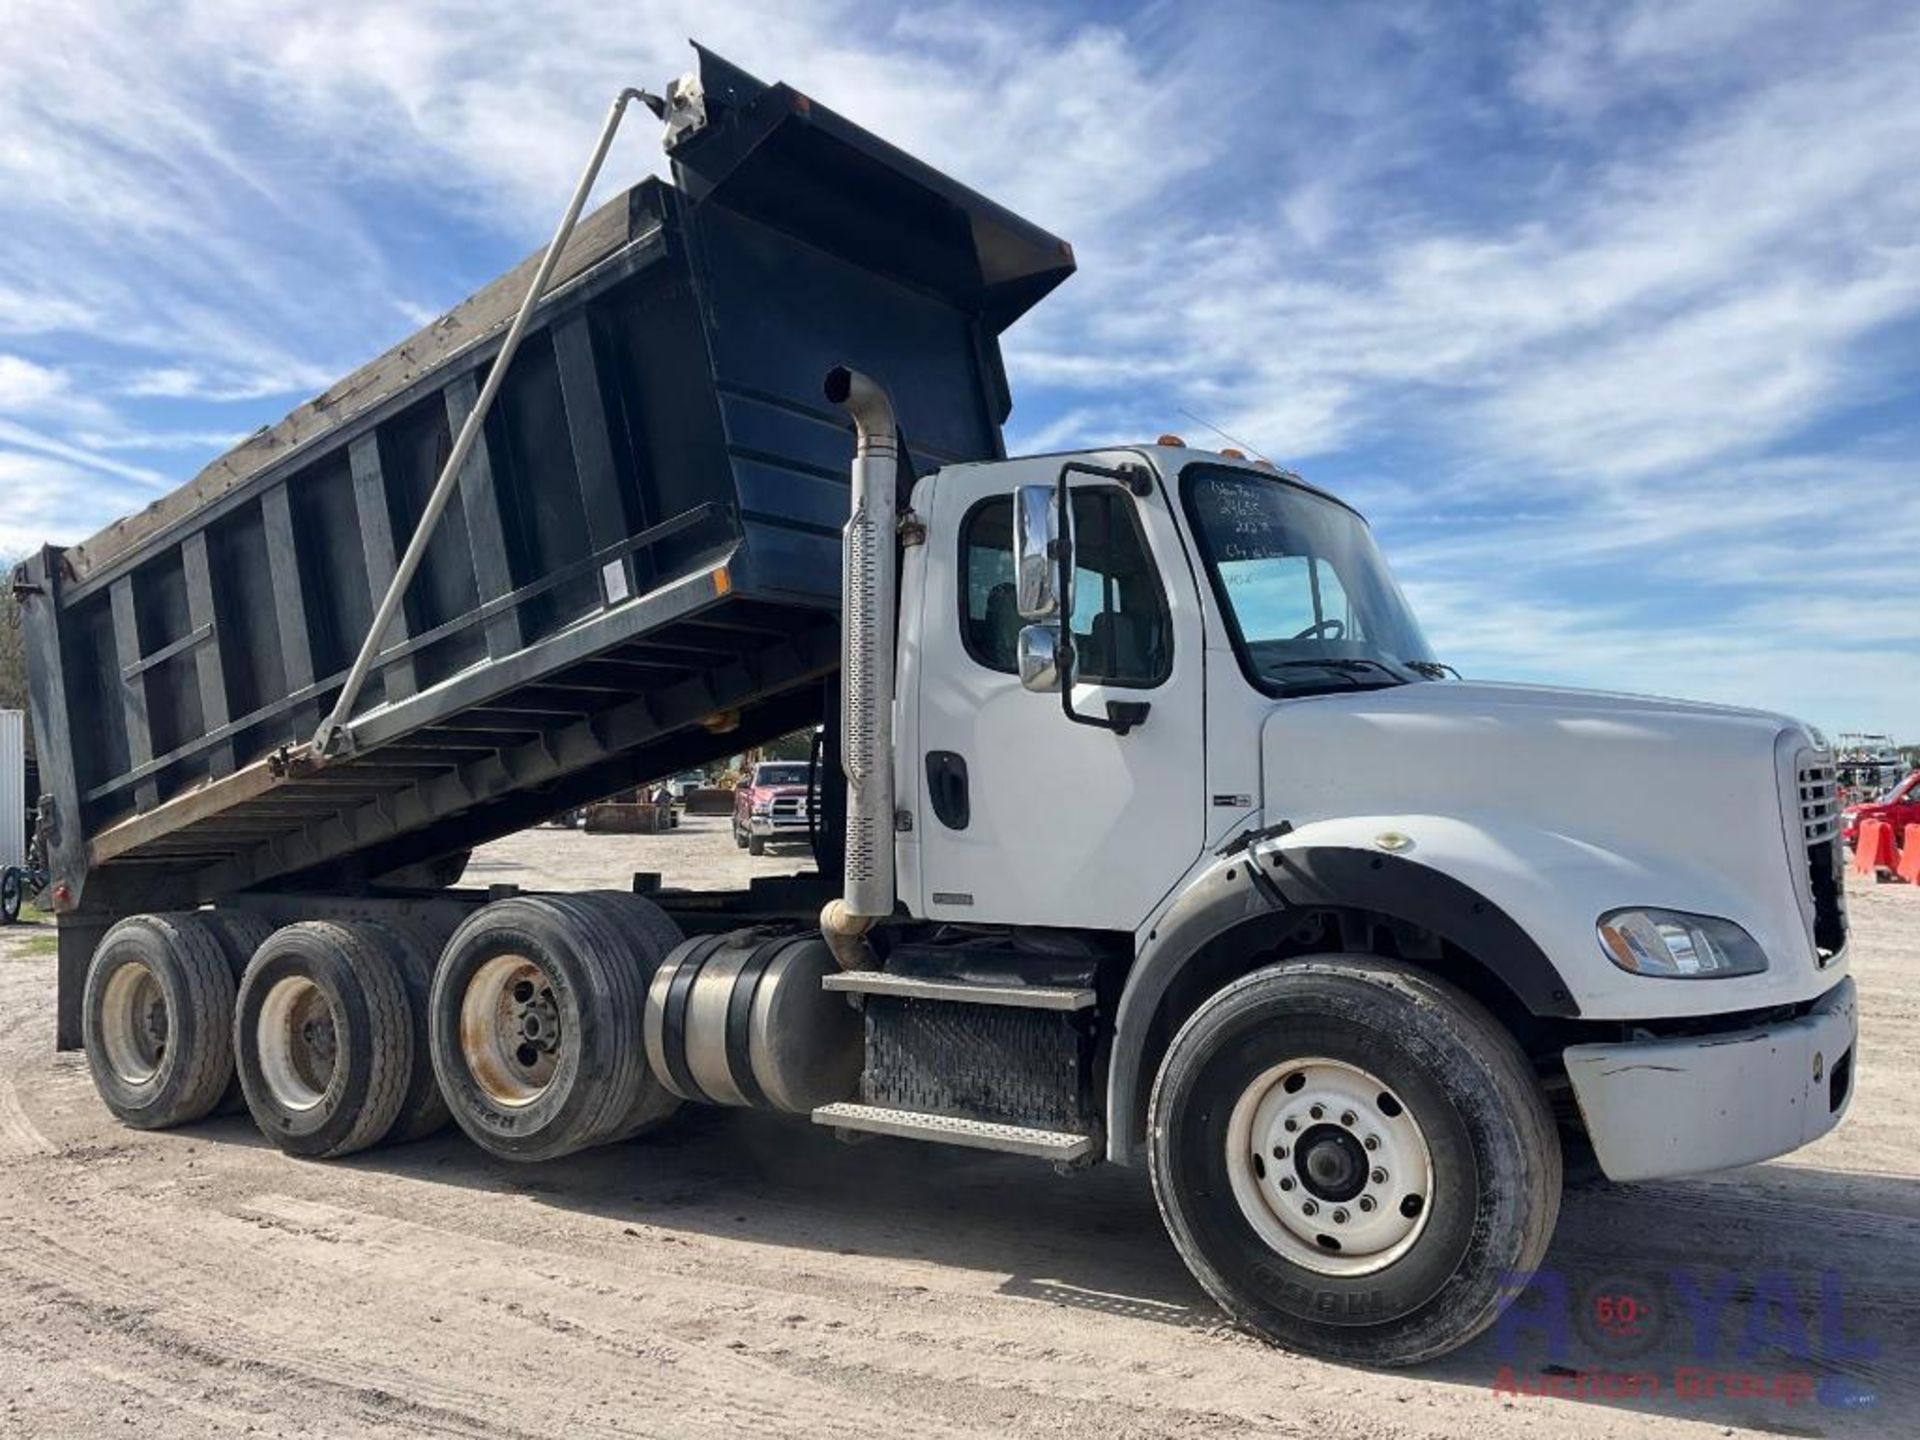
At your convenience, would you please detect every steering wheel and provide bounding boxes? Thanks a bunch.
[1292,618,1346,641]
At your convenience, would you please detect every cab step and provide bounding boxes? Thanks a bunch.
[811,1102,1099,1162]
[821,970,1094,1011]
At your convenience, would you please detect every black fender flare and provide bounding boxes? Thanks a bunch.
[1104,844,1580,1164]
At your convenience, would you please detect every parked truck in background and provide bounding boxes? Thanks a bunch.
[1842,769,1919,849]
[732,759,816,854]
[13,48,1856,1366]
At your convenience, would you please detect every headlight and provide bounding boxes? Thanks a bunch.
[751,799,771,815]
[1597,909,1769,979]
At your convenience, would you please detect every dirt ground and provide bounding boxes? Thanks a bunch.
[1,819,1914,1438]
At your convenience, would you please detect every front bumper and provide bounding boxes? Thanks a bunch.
[748,814,811,836]
[1564,977,1856,1182]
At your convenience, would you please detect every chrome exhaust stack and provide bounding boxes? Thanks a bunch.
[819,366,898,970]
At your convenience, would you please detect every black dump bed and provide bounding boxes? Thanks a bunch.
[16,46,1072,925]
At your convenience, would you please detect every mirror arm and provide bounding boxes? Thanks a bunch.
[1053,462,1152,736]
[1058,458,1154,497]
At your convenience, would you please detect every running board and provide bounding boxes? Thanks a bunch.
[821,971,1094,1011]
[811,1103,1099,1162]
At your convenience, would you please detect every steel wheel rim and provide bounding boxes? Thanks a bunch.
[1224,1056,1435,1278]
[257,975,338,1112]
[100,961,167,1085]
[460,953,563,1107]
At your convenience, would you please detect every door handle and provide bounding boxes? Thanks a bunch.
[925,751,970,830]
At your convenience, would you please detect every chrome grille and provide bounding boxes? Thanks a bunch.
[1797,759,1839,845]
[1795,749,1847,963]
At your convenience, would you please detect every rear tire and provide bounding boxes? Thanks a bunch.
[1148,956,1560,1367]
[358,917,456,1145]
[429,894,674,1162]
[198,911,276,1117]
[0,867,23,924]
[83,913,236,1129]
[564,893,685,1140]
[234,921,413,1159]
[733,821,749,849]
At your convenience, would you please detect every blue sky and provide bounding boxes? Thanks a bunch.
[1,0,1915,738]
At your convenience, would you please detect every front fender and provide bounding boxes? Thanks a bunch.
[1104,825,1578,1164]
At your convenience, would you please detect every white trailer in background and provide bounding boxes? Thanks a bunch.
[1,710,24,872]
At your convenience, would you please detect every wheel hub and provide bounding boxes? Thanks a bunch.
[463,954,564,1105]
[1225,1056,1435,1278]
[100,962,168,1085]
[257,975,339,1112]
[1295,1124,1367,1201]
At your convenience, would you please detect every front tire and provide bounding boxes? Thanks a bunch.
[1149,956,1559,1367]
[0,867,23,924]
[747,834,766,856]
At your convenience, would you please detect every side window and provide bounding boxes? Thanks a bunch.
[960,500,1022,672]
[959,488,1171,687]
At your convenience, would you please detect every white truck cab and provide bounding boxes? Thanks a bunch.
[822,408,1856,1363]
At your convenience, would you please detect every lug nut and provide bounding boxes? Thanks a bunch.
[1278,1177,1294,1192]
[1331,1208,1348,1225]
[1309,1104,1325,1120]
[1371,1167,1388,1185]
[1340,1110,1357,1127]
[1358,1196,1376,1213]
[1272,1144,1288,1160]
[1364,1135,1380,1151]
[1300,1200,1318,1217]
[1283,1117,1298,1132]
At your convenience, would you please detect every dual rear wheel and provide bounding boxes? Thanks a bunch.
[82,894,682,1166]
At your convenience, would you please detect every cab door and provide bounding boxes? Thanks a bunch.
[909,454,1207,931]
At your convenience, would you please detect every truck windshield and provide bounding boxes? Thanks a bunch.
[1181,465,1437,696]
[755,764,812,787]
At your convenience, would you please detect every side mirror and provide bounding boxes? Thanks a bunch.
[1017,624,1061,693]
[1013,484,1060,620]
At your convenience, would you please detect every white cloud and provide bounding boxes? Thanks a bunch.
[0,450,158,555]
[0,0,1913,738]
[119,363,334,404]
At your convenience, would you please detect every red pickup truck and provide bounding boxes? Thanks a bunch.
[1842,769,1920,849]
[732,761,815,855]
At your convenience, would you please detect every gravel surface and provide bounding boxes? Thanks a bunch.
[0,839,1913,1438]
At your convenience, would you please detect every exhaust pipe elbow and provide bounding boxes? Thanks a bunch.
[819,898,880,972]
[824,367,898,457]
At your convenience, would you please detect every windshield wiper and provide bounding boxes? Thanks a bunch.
[1259,657,1408,686]
[1402,659,1459,680]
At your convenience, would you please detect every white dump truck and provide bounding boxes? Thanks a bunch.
[17,48,1854,1366]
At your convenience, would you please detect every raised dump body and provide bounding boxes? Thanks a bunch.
[15,47,1072,1039]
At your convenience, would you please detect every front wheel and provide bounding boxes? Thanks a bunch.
[0,867,22,924]
[1149,956,1560,1367]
